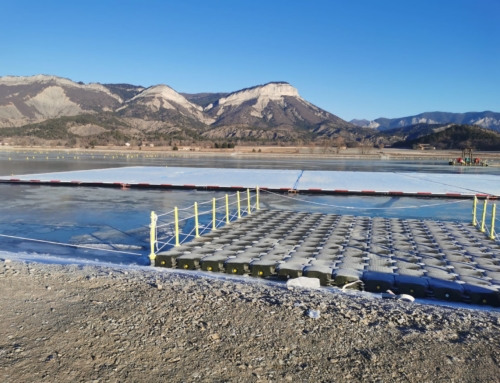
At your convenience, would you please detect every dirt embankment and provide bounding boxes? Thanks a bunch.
[1,260,500,382]
[3,146,500,161]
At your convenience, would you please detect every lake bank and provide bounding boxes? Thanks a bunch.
[1,259,499,382]
[3,145,500,161]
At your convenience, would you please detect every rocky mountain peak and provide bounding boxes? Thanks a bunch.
[205,82,299,111]
[201,81,353,133]
[118,84,215,125]
[127,85,203,111]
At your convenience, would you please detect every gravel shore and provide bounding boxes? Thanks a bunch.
[1,260,500,382]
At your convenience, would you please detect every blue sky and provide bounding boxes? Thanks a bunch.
[1,0,499,121]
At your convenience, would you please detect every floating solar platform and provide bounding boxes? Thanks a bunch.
[1,166,498,198]
[155,209,500,307]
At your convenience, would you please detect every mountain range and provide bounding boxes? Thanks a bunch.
[350,111,500,132]
[1,74,499,149]
[0,75,370,144]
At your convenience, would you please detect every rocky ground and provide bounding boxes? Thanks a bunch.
[1,259,500,382]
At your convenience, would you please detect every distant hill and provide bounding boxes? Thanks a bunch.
[350,111,500,132]
[391,124,500,151]
[375,123,453,142]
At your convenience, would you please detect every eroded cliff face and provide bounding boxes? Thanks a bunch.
[205,82,300,114]
[117,85,215,125]
[0,75,122,127]
[204,82,353,131]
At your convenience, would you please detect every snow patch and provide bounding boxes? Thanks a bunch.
[473,117,500,128]
[287,277,321,289]
[411,117,438,125]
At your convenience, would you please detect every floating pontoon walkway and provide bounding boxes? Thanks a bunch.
[1,167,499,198]
[155,209,500,307]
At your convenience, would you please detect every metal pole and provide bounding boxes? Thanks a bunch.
[174,207,180,246]
[194,202,199,238]
[237,191,241,219]
[226,194,230,224]
[480,199,488,233]
[247,188,251,214]
[490,204,497,240]
[256,186,260,210]
[149,211,157,262]
[472,196,477,226]
[212,198,216,231]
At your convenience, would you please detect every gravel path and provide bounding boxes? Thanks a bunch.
[1,259,500,382]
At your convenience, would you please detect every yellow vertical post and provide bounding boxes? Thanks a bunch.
[247,188,251,214]
[149,211,157,263]
[237,191,241,219]
[174,207,180,246]
[490,204,497,240]
[212,198,216,231]
[256,186,260,210]
[225,194,230,224]
[472,196,477,226]
[480,199,488,233]
[194,202,199,238]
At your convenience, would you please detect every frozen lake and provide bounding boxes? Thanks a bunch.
[2,166,499,197]
[0,149,492,266]
[2,149,500,176]
[0,184,475,266]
